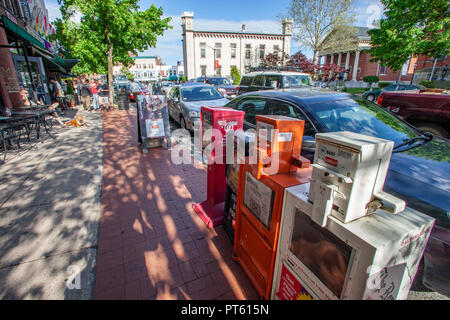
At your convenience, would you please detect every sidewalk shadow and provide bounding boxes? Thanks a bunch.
[95,110,258,300]
[0,111,102,299]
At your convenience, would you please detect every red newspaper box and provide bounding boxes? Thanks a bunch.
[193,106,245,228]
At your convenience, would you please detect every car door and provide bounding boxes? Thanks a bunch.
[168,87,181,123]
[250,75,265,92]
[264,75,282,89]
[238,76,253,95]
[234,97,269,130]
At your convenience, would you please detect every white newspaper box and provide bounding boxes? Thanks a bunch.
[271,183,434,300]
[308,131,405,227]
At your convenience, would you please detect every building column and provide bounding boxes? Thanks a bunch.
[330,54,334,65]
[337,53,342,67]
[352,50,360,81]
[344,51,351,80]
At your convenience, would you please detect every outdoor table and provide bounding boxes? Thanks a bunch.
[11,110,56,140]
[0,115,33,152]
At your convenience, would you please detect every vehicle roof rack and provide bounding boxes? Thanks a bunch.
[248,66,307,73]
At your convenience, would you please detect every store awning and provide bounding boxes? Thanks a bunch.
[168,75,178,81]
[3,16,80,74]
[2,16,46,51]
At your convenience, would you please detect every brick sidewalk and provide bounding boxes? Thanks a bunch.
[94,110,258,300]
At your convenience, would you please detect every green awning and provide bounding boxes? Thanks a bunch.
[2,16,46,50]
[53,55,80,71]
[168,75,178,81]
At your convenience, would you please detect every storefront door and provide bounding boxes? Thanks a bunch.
[12,55,51,104]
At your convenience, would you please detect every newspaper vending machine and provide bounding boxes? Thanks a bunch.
[271,132,435,300]
[233,115,312,300]
[193,106,244,228]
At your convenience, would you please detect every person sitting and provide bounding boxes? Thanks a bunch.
[19,89,66,128]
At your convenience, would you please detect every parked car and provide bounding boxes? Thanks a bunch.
[113,74,129,89]
[196,76,238,99]
[121,82,149,102]
[225,88,450,297]
[362,83,425,102]
[160,81,175,95]
[238,71,313,95]
[377,90,450,139]
[167,83,229,131]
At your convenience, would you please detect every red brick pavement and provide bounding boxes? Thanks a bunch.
[94,110,259,300]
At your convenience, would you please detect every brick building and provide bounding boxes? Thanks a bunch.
[0,0,77,112]
[318,27,449,86]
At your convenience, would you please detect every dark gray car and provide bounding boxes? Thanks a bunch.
[227,88,450,297]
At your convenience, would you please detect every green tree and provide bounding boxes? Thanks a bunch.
[368,0,450,72]
[230,66,241,85]
[286,0,356,67]
[120,66,135,81]
[53,0,171,104]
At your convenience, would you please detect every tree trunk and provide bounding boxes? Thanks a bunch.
[106,31,114,106]
[312,50,317,74]
[429,58,437,81]
[107,45,114,106]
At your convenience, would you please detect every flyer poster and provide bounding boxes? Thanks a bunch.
[276,264,314,300]
[137,94,168,139]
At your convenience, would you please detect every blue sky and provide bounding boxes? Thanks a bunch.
[45,0,383,66]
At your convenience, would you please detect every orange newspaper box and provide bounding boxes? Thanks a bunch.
[254,115,308,178]
[233,115,312,299]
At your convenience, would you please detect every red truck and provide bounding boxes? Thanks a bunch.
[377,90,450,139]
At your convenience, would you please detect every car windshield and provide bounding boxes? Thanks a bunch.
[208,78,232,85]
[283,75,313,88]
[306,98,420,146]
[181,86,224,101]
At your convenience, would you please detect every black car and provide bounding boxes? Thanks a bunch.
[196,77,238,99]
[226,88,450,297]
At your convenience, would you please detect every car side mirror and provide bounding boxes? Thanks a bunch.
[302,136,316,153]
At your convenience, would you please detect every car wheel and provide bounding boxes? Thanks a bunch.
[366,94,375,102]
[415,123,449,139]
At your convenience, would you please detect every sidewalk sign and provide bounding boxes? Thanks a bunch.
[136,94,168,153]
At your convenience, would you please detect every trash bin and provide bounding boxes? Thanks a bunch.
[117,93,129,110]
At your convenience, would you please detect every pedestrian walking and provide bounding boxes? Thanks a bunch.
[130,78,142,103]
[79,79,92,111]
[90,80,99,111]
[441,64,448,81]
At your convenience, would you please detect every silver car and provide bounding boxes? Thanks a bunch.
[167,83,230,131]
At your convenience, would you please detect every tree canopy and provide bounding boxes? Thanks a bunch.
[286,0,356,66]
[368,0,450,71]
[53,0,171,102]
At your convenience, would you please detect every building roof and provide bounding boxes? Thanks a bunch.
[356,27,370,38]
[132,56,158,59]
[191,30,286,37]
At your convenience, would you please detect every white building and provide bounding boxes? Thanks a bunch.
[181,12,293,80]
[113,56,184,83]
